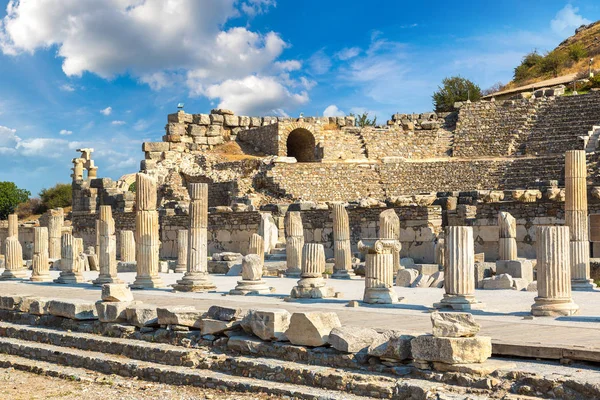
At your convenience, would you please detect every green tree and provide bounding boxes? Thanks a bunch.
[39,183,72,212]
[513,51,544,82]
[540,51,567,77]
[0,181,30,219]
[432,76,482,112]
[568,43,588,62]
[348,112,377,128]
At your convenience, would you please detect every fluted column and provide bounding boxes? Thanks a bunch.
[498,211,517,260]
[47,208,64,259]
[379,209,401,272]
[285,211,304,277]
[359,239,400,304]
[132,173,164,289]
[230,254,271,295]
[0,236,27,279]
[434,233,445,267]
[565,150,595,290]
[174,183,215,292]
[248,233,265,264]
[175,229,188,273]
[532,226,579,316]
[7,214,18,238]
[331,203,355,279]
[120,230,136,262]
[290,243,334,298]
[55,232,85,283]
[93,205,122,285]
[30,227,51,282]
[434,226,484,310]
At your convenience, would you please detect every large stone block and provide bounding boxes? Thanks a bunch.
[285,312,341,347]
[396,268,418,287]
[411,335,492,364]
[329,326,379,353]
[482,273,513,290]
[157,306,203,329]
[431,312,480,338]
[48,300,98,320]
[142,142,169,152]
[96,301,141,323]
[201,318,239,335]
[411,264,440,275]
[0,295,26,311]
[367,330,414,361]
[101,284,134,302]
[29,298,52,315]
[241,309,291,341]
[474,262,495,288]
[496,260,534,282]
[126,304,159,327]
[207,305,243,322]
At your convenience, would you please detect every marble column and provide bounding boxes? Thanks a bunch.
[0,236,27,279]
[175,230,188,273]
[55,233,85,283]
[174,183,215,292]
[248,233,265,267]
[359,239,400,304]
[290,243,335,298]
[31,227,51,282]
[285,211,304,277]
[120,230,136,262]
[132,173,164,289]
[498,211,517,260]
[434,233,445,268]
[532,226,579,316]
[7,213,18,238]
[565,150,596,290]
[93,205,122,285]
[434,226,484,310]
[379,209,401,272]
[230,254,271,295]
[331,203,355,279]
[48,208,64,260]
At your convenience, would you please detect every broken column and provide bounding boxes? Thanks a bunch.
[434,226,484,310]
[93,205,122,285]
[7,213,17,238]
[30,227,51,282]
[120,230,136,262]
[331,203,355,279]
[565,150,596,290]
[359,239,400,304]
[55,232,85,283]
[285,211,304,277]
[498,211,517,260]
[379,209,401,272]
[248,233,265,266]
[173,183,215,292]
[131,173,164,289]
[1,236,27,279]
[47,208,64,260]
[230,254,271,295]
[175,230,188,273]
[290,243,335,298]
[531,226,579,316]
[434,232,445,268]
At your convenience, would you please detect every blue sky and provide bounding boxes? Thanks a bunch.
[0,0,598,195]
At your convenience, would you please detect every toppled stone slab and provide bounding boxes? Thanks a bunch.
[48,299,98,320]
[482,274,513,290]
[241,309,291,341]
[101,284,134,302]
[496,260,534,282]
[367,330,414,361]
[156,306,203,329]
[126,304,159,327]
[411,335,492,364]
[430,271,444,288]
[329,326,379,353]
[285,312,341,347]
[512,278,529,291]
[29,298,52,315]
[411,274,431,288]
[0,295,27,311]
[431,312,480,338]
[527,281,538,292]
[96,301,141,323]
[207,305,243,322]
[396,268,418,287]
[201,318,240,335]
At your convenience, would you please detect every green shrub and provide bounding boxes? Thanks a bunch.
[432,76,482,112]
[39,183,72,212]
[15,198,43,219]
[568,43,588,62]
[540,51,567,76]
[0,182,30,219]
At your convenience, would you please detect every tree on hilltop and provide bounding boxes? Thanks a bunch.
[0,181,30,219]
[432,76,482,112]
[348,112,377,128]
[38,183,72,213]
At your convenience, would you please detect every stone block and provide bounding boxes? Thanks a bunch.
[192,113,210,125]
[96,301,141,323]
[411,335,492,364]
[496,260,534,282]
[400,258,415,268]
[526,281,537,292]
[239,116,250,126]
[126,304,159,327]
[474,262,494,289]
[250,117,261,127]
[142,142,170,152]
[412,264,439,275]
[201,318,239,335]
[241,308,291,341]
[482,274,513,290]
[474,253,485,263]
[17,297,40,313]
[101,284,134,302]
[207,305,243,321]
[431,312,480,338]
[210,114,224,125]
[430,271,444,288]
[396,268,418,287]
[329,326,379,353]
[0,295,25,311]
[157,306,203,329]
[512,278,529,291]
[158,261,169,273]
[285,312,341,347]
[168,111,192,123]
[48,299,98,320]
[224,115,239,127]
[411,274,431,288]
[187,124,207,136]
[207,136,224,145]
[29,298,52,315]
[367,330,414,361]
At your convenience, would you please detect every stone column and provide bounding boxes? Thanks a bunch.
[175,230,188,273]
[48,208,64,260]
[31,227,51,282]
[434,233,445,267]
[290,243,335,298]
[248,233,265,267]
[174,183,215,292]
[0,236,27,279]
[532,226,579,316]
[285,211,304,277]
[120,230,136,262]
[132,173,164,289]
[379,209,401,272]
[230,254,271,295]
[7,213,18,238]
[95,219,101,258]
[359,239,400,304]
[498,211,517,260]
[55,233,85,283]
[93,205,122,285]
[331,203,355,279]
[434,226,485,310]
[565,150,596,290]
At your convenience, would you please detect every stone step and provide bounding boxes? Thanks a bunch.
[269,248,287,255]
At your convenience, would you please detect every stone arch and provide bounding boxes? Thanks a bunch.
[286,128,316,162]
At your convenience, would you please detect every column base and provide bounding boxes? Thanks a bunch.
[229,280,273,295]
[331,269,357,279]
[172,272,216,292]
[290,279,335,298]
[0,269,29,280]
[174,265,187,274]
[531,297,579,316]
[54,273,86,284]
[363,287,399,304]
[284,268,301,278]
[130,275,165,289]
[434,294,486,311]
[30,274,53,282]
[571,279,597,291]
[92,275,124,286]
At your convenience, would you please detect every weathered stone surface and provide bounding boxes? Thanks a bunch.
[156,306,203,329]
[329,326,379,353]
[430,271,445,288]
[411,274,431,288]
[513,278,529,291]
[431,312,480,338]
[285,312,341,347]
[367,330,414,361]
[496,259,534,282]
[96,301,141,322]
[207,305,242,321]
[29,298,52,315]
[48,299,98,320]
[395,268,418,287]
[527,281,538,292]
[241,308,291,341]
[482,273,513,290]
[125,304,159,327]
[101,284,134,302]
[411,335,492,364]
[241,254,263,280]
[201,318,239,335]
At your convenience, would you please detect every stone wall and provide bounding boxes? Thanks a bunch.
[0,224,35,259]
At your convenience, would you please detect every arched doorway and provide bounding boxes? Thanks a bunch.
[286,128,316,162]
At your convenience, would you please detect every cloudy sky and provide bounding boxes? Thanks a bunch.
[0,0,598,195]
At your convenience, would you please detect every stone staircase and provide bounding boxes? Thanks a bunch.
[585,125,600,153]
[266,242,286,261]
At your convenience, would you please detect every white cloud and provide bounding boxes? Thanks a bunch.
[323,105,345,117]
[100,106,112,116]
[309,49,331,75]
[241,0,276,17]
[59,83,75,92]
[0,125,20,153]
[59,129,73,135]
[551,4,591,37]
[274,60,302,72]
[16,138,81,158]
[336,47,361,61]
[111,120,126,126]
[133,119,150,131]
